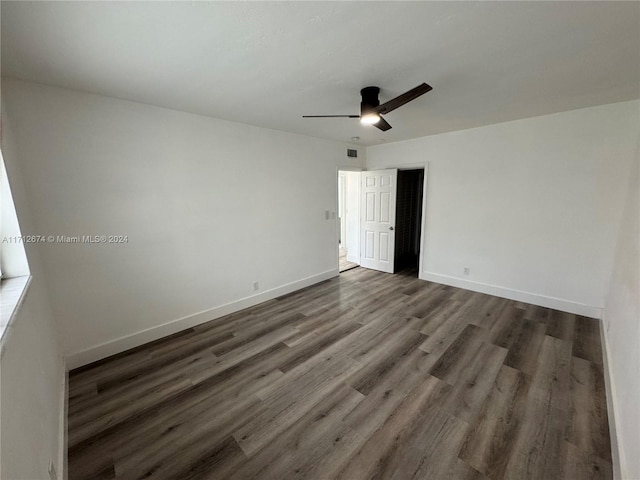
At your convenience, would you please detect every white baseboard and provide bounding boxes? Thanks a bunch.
[66,269,338,370]
[58,357,68,480]
[420,271,603,319]
[600,312,623,480]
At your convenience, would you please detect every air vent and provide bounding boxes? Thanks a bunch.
[347,149,358,158]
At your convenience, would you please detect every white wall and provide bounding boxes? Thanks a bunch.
[367,101,640,317]
[1,99,66,480]
[2,79,363,367]
[1,279,65,480]
[603,137,639,480]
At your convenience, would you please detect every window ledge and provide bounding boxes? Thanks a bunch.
[0,275,32,356]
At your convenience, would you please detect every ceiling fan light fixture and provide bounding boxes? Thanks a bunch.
[303,83,432,133]
[360,112,381,125]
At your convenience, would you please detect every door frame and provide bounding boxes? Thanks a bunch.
[338,172,347,247]
[360,162,429,278]
[336,163,428,277]
[336,167,362,270]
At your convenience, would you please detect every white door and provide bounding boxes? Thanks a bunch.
[360,169,397,273]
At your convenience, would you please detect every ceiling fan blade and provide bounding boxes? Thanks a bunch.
[302,115,360,118]
[376,83,432,115]
[374,116,392,131]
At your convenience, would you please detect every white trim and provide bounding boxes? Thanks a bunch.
[420,271,603,318]
[600,312,623,480]
[417,164,429,278]
[0,275,32,357]
[59,361,69,480]
[337,167,363,268]
[65,269,338,370]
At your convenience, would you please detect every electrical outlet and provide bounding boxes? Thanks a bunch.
[48,460,57,480]
[463,267,470,276]
[252,281,259,291]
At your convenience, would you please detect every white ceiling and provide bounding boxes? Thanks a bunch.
[2,1,639,146]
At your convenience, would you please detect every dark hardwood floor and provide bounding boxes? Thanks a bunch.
[67,267,612,480]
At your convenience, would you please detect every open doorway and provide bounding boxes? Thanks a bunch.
[394,169,424,274]
[342,167,425,276]
[338,170,360,272]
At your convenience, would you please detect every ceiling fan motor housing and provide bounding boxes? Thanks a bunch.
[361,86,380,116]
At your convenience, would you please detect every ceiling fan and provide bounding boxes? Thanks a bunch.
[303,83,432,131]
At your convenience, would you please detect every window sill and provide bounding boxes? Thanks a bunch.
[0,275,32,356]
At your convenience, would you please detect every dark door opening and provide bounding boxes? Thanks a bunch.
[394,169,424,274]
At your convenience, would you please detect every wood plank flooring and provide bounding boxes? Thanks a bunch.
[67,267,612,480]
